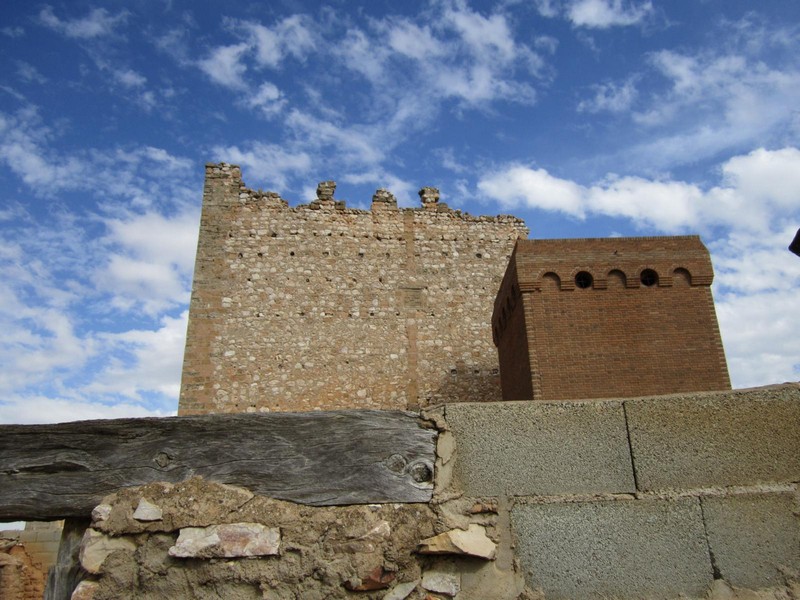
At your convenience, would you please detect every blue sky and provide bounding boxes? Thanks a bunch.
[1,0,799,424]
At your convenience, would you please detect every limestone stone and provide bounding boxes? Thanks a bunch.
[421,565,461,597]
[343,565,396,591]
[79,529,136,574]
[132,498,162,522]
[418,524,496,559]
[71,580,100,600]
[382,580,419,600]
[168,523,280,558]
[91,504,111,523]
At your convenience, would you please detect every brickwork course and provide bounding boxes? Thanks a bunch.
[493,237,731,401]
[179,164,529,414]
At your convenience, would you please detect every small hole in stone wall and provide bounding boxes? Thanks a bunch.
[476,253,482,258]
[323,251,329,256]
[575,271,593,289]
[270,231,277,238]
[379,277,383,283]
[238,252,243,258]
[290,251,295,256]
[640,269,659,287]
[450,368,457,376]
[258,252,263,258]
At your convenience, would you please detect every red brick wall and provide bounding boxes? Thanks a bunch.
[494,237,730,401]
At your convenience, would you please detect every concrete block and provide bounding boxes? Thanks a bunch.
[625,386,800,491]
[511,498,713,599]
[702,492,800,589]
[445,400,635,496]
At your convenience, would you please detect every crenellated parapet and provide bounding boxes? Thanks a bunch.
[181,163,529,415]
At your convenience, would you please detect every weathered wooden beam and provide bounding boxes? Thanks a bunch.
[0,410,436,521]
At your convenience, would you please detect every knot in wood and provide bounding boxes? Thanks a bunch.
[385,454,407,474]
[407,461,432,484]
[154,452,172,469]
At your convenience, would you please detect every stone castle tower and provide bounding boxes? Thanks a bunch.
[178,164,529,414]
[179,164,729,415]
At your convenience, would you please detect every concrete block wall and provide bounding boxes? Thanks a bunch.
[440,384,800,599]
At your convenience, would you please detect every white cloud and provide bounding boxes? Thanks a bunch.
[567,0,653,28]
[336,3,542,108]
[0,296,94,395]
[341,171,417,207]
[577,78,638,113]
[84,312,188,401]
[238,15,316,68]
[479,147,800,234]
[387,21,447,61]
[0,107,87,192]
[1,26,25,38]
[478,147,800,388]
[617,25,800,170]
[245,82,286,117]
[532,0,560,18]
[286,110,384,166]
[197,16,315,92]
[113,68,146,88]
[39,6,128,39]
[198,43,249,89]
[0,395,169,425]
[95,208,199,314]
[212,141,312,191]
[478,164,586,215]
[16,61,47,84]
[443,2,516,63]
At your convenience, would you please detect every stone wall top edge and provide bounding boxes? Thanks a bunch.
[517,235,704,244]
[204,162,528,226]
[441,382,799,409]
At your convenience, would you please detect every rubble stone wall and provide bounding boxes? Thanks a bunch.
[179,164,529,415]
[69,384,798,600]
[0,535,46,600]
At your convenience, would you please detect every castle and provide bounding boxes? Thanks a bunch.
[178,163,729,414]
[6,164,795,600]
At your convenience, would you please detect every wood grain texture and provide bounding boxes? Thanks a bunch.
[0,411,436,521]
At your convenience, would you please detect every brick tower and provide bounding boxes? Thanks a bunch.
[492,237,730,401]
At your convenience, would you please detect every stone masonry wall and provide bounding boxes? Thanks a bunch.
[179,164,528,415]
[66,384,798,600]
